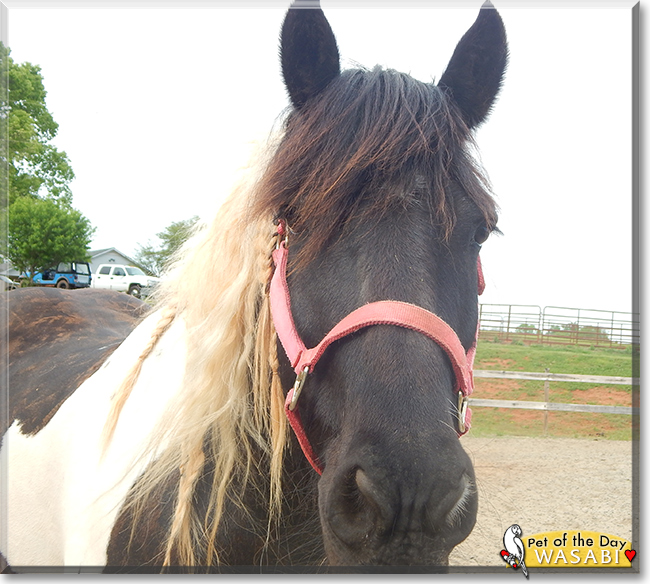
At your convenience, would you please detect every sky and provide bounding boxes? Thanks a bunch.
[2,0,638,316]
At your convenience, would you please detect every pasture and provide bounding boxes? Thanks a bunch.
[471,340,635,440]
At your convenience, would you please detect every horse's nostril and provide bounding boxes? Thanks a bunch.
[444,473,475,529]
[354,469,379,511]
[326,467,391,547]
[340,468,365,512]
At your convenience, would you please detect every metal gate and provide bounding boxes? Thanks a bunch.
[478,304,639,348]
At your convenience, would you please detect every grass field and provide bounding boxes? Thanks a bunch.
[469,339,637,441]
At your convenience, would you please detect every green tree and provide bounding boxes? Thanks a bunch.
[0,44,94,283]
[7,196,94,285]
[0,42,75,206]
[135,216,200,276]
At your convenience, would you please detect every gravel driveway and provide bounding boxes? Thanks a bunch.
[448,436,635,569]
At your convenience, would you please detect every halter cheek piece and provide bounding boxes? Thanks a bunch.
[269,221,484,475]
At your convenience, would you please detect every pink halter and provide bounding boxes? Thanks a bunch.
[269,222,483,474]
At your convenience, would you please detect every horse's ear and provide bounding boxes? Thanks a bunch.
[438,1,508,128]
[280,1,341,109]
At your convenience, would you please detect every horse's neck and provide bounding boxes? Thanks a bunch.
[221,442,322,565]
[261,449,324,564]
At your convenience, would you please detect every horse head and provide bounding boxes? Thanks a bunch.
[258,0,507,566]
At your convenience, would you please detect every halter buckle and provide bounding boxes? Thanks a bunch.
[288,366,309,411]
[457,391,468,434]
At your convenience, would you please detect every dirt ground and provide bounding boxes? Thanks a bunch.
[448,436,636,568]
[0,435,634,574]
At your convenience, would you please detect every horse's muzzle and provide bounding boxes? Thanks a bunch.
[317,435,478,566]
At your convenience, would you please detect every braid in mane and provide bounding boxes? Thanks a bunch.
[100,302,178,454]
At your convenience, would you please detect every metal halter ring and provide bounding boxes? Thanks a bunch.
[275,231,289,250]
[275,220,290,249]
[457,391,468,434]
[288,366,309,411]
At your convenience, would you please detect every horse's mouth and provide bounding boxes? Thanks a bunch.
[320,490,476,568]
[322,531,453,568]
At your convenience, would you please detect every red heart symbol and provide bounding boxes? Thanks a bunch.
[625,549,636,562]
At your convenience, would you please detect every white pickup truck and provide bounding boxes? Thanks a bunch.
[92,264,160,298]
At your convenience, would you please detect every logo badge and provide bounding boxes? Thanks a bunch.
[500,528,635,572]
[500,524,529,578]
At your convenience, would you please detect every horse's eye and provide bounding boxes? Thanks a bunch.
[474,225,490,245]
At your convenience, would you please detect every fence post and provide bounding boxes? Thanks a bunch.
[543,367,550,435]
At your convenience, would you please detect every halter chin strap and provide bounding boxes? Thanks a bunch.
[269,222,483,474]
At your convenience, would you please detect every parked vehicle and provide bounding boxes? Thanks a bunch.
[0,275,18,291]
[31,261,92,289]
[91,264,159,298]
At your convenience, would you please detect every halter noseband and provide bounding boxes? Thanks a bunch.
[269,221,483,474]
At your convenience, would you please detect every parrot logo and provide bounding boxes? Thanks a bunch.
[500,524,529,578]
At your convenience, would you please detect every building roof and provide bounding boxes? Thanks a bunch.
[89,247,139,265]
[0,262,20,277]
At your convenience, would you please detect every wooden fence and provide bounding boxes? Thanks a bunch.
[470,369,639,433]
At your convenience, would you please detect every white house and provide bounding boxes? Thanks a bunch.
[88,248,142,274]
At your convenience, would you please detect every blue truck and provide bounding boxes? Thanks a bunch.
[31,261,92,289]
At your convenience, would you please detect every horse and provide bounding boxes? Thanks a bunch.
[0,0,507,572]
